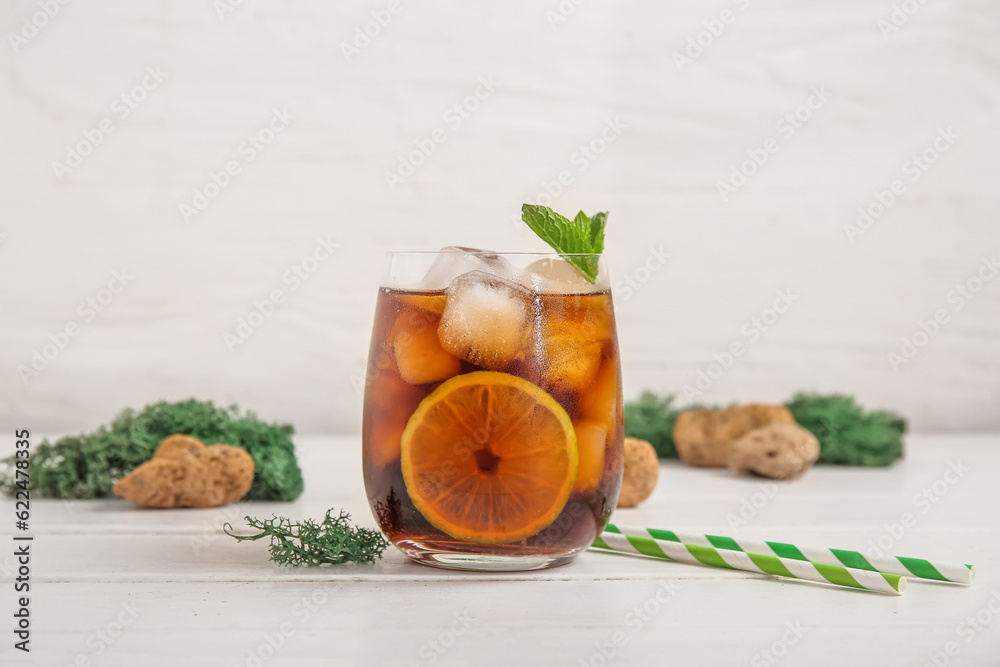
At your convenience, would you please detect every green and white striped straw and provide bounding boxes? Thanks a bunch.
[593,525,906,595]
[611,524,974,585]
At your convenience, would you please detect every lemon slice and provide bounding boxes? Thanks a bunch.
[401,371,578,544]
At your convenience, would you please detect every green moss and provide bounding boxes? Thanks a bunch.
[1,400,304,501]
[623,391,906,466]
[623,391,684,458]
[225,510,388,566]
[785,393,906,466]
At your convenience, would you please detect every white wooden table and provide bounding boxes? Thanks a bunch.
[2,434,998,666]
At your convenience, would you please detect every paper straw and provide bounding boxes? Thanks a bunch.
[593,526,906,595]
[610,524,974,586]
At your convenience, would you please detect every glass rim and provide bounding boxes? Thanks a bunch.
[384,250,603,257]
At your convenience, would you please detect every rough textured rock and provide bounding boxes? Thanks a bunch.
[673,404,795,467]
[617,437,660,508]
[113,434,255,508]
[727,423,820,480]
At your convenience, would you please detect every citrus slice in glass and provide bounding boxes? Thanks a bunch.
[400,371,578,544]
[397,293,447,315]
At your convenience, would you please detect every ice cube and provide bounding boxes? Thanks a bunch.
[578,358,620,439]
[396,293,447,315]
[394,319,461,385]
[519,258,594,294]
[532,293,614,392]
[437,271,531,370]
[420,247,515,291]
[541,337,604,391]
[363,367,426,468]
[573,421,607,492]
[546,293,614,343]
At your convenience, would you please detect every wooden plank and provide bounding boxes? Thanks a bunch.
[1,435,996,665]
[4,580,999,667]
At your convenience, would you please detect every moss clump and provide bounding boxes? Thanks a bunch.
[624,391,906,466]
[1,400,304,501]
[225,510,388,566]
[785,393,905,466]
[623,392,685,458]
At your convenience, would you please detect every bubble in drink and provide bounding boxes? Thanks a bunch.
[437,271,531,371]
[419,246,515,290]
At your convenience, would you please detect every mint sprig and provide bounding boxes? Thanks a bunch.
[521,204,607,283]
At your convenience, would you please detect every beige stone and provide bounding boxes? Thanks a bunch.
[617,437,659,508]
[113,435,254,508]
[727,423,820,480]
[673,404,794,467]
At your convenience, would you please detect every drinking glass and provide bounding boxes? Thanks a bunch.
[362,250,623,571]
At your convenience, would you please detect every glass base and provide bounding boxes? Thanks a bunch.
[395,540,583,571]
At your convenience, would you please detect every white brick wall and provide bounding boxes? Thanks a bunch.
[1,0,998,434]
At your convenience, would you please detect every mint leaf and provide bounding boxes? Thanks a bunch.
[521,204,607,283]
[588,211,607,253]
